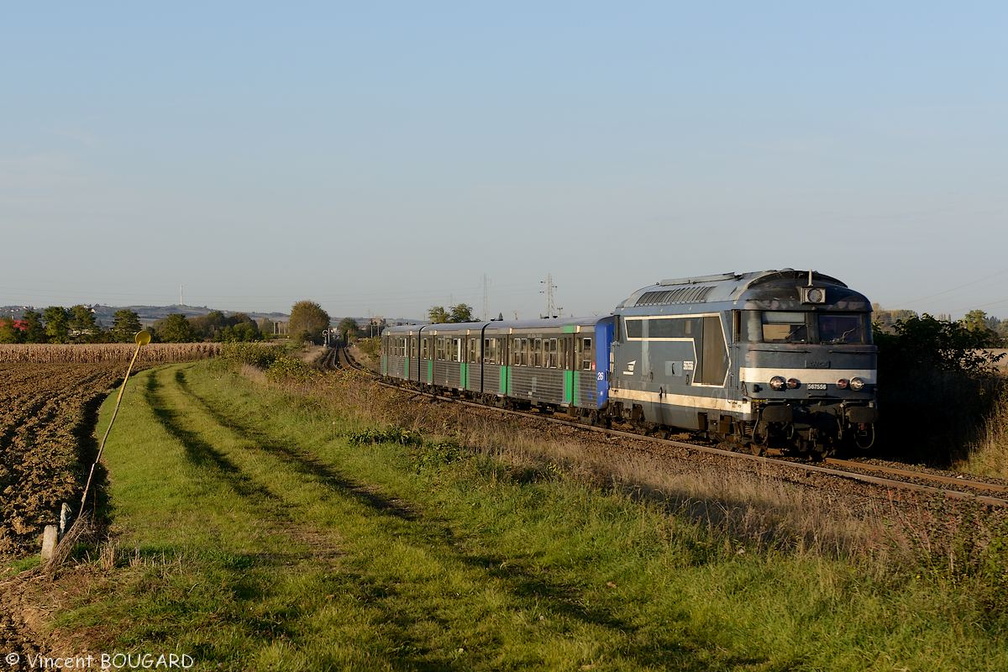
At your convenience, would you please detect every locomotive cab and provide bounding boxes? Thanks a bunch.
[735,276,878,453]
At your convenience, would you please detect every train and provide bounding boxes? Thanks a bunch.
[380,269,878,456]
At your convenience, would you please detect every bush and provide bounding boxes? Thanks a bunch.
[875,315,1005,466]
[220,342,284,369]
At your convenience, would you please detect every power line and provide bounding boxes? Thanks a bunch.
[893,268,1008,308]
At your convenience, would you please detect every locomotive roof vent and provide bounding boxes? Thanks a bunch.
[657,272,739,287]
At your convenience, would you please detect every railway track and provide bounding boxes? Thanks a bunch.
[822,457,1008,505]
[323,349,1008,508]
[318,345,360,370]
[488,403,1008,508]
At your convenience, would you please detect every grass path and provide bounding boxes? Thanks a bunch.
[54,362,1008,671]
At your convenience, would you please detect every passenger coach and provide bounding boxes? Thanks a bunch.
[381,316,615,417]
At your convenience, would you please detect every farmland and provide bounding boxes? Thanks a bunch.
[0,362,122,557]
[0,344,225,558]
[0,343,223,364]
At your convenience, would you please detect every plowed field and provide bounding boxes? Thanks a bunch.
[0,362,123,557]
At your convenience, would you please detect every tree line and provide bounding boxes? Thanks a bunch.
[0,306,266,344]
[873,305,1008,347]
[1,299,371,347]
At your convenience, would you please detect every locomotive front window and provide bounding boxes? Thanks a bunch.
[818,314,870,344]
[741,311,871,344]
[756,311,808,343]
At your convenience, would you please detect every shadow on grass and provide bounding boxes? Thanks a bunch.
[171,369,768,671]
[144,371,290,522]
[173,368,418,522]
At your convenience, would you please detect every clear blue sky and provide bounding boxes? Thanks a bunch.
[3,2,1007,321]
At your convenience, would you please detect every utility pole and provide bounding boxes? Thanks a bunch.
[482,274,490,322]
[540,274,560,319]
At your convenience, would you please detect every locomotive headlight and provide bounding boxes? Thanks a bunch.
[769,376,786,391]
[786,377,800,389]
[837,378,850,390]
[801,286,826,304]
[850,377,866,391]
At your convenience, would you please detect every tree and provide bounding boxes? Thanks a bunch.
[21,309,46,343]
[960,310,999,346]
[111,309,143,343]
[68,305,99,341]
[428,306,450,324]
[336,317,361,344]
[0,318,23,344]
[874,313,1003,375]
[428,304,477,324]
[154,313,195,342]
[217,314,261,342]
[43,306,70,343]
[222,320,261,342]
[289,300,330,344]
[191,310,228,340]
[450,303,476,323]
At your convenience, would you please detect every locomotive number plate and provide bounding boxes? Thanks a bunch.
[806,383,828,390]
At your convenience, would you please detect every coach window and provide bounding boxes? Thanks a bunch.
[581,337,593,370]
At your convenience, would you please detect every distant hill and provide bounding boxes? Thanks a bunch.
[2,304,289,328]
[95,305,290,327]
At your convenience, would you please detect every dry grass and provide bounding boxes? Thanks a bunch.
[258,366,998,579]
[957,383,1008,480]
[0,343,223,364]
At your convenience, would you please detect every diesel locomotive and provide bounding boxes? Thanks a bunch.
[380,269,878,455]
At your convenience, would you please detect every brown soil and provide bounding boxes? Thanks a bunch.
[0,362,124,655]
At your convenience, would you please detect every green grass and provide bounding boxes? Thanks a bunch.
[57,361,1008,670]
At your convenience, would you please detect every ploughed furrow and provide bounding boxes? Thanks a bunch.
[0,363,122,557]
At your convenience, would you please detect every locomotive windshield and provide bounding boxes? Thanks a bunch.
[741,311,871,344]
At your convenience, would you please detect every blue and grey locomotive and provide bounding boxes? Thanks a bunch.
[379,269,877,455]
[609,269,877,454]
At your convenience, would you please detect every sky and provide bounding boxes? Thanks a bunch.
[3,2,1007,322]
